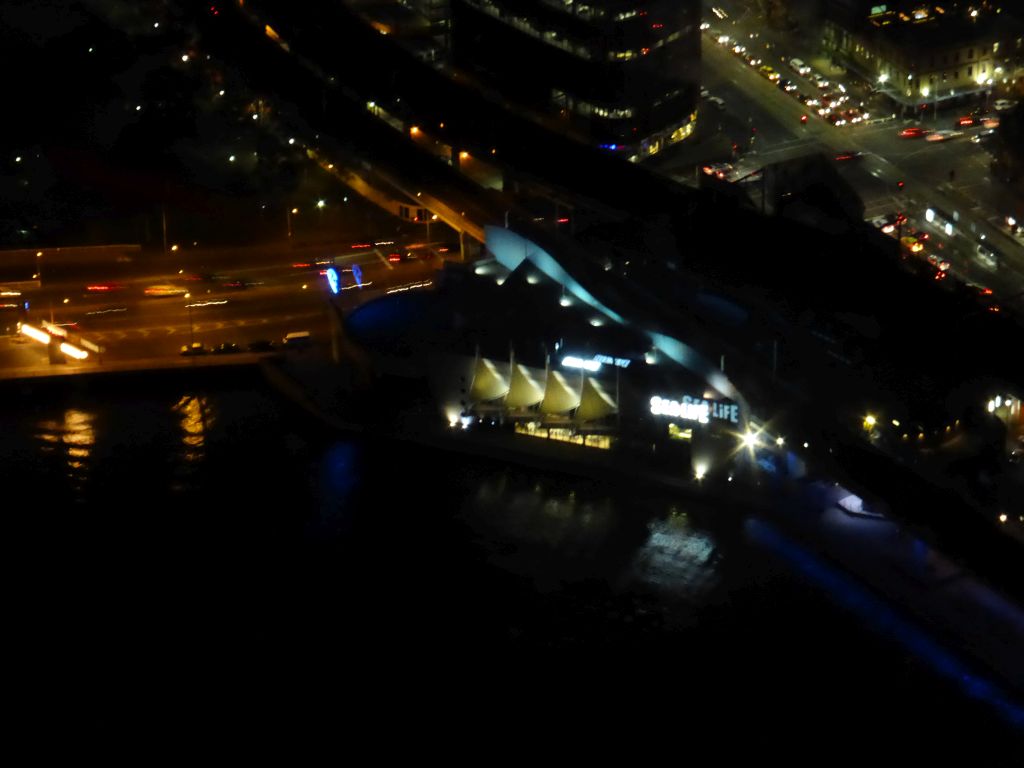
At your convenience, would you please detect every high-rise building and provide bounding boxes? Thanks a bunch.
[450,0,701,161]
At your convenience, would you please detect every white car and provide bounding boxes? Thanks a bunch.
[705,95,726,110]
[789,58,811,76]
[926,129,964,142]
[993,99,1017,111]
[869,214,899,234]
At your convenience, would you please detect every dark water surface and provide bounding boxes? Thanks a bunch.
[1,369,1020,755]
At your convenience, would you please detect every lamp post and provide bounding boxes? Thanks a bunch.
[34,250,55,323]
[184,292,194,348]
[287,207,298,240]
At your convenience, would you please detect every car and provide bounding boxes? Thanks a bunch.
[212,342,241,354]
[811,73,830,88]
[145,284,188,297]
[702,162,734,180]
[834,150,864,161]
[247,339,276,352]
[705,95,726,110]
[789,58,811,76]
[900,236,924,253]
[387,250,422,263]
[963,282,1001,311]
[180,342,207,356]
[732,44,747,55]
[898,126,930,138]
[778,78,799,93]
[926,129,963,142]
[870,214,900,234]
[85,283,126,294]
[955,115,977,127]
[975,242,1001,270]
[700,87,710,98]
[283,330,312,350]
[971,128,997,144]
[980,115,1000,128]
[993,99,1017,111]
[746,55,762,67]
[926,253,951,271]
[758,65,779,82]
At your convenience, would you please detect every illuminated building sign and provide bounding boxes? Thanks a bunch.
[562,354,631,372]
[650,395,740,425]
[593,354,631,368]
[562,355,602,372]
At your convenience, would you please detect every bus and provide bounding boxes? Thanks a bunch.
[924,206,958,237]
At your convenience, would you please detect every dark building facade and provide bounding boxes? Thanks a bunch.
[450,0,701,160]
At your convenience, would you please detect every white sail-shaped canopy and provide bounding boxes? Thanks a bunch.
[505,363,546,408]
[541,370,582,415]
[575,376,617,422]
[469,357,509,402]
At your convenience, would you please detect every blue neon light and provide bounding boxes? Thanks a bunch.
[325,267,340,295]
[352,264,364,287]
[746,518,1024,728]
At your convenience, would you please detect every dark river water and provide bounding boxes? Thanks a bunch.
[1,368,1020,755]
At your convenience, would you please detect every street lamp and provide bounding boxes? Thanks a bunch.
[184,292,194,348]
[287,207,299,239]
[33,250,55,323]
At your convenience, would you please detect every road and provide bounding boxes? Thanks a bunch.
[696,12,1024,310]
[0,235,446,376]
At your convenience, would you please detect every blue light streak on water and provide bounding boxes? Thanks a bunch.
[746,518,1024,729]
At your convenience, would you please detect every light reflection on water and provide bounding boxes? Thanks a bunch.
[2,381,1019,747]
[173,394,212,467]
[34,409,95,499]
[463,471,721,604]
[632,506,719,597]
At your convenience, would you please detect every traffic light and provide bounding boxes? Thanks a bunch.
[897,180,905,191]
